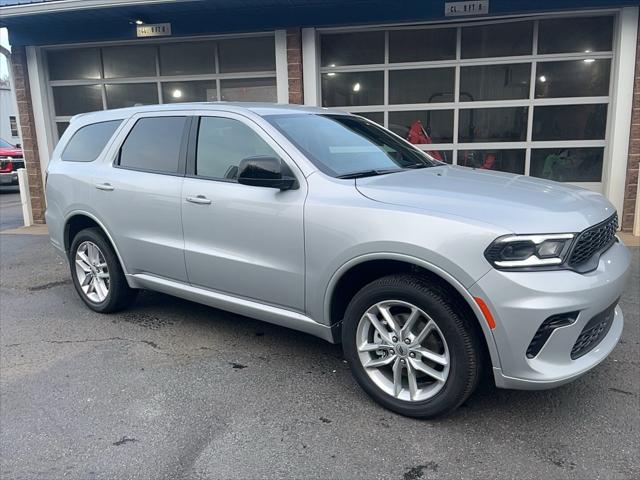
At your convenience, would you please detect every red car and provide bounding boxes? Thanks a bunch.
[0,138,25,186]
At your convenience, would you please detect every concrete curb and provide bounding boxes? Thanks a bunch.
[0,224,49,235]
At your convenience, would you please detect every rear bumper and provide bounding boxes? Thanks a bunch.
[470,240,631,389]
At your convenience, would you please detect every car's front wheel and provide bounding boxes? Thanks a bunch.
[69,227,137,313]
[342,274,481,418]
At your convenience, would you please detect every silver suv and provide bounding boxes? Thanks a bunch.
[46,103,631,418]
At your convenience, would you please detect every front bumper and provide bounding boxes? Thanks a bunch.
[470,240,631,390]
[0,172,19,185]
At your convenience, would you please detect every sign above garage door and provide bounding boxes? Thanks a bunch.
[445,1,489,16]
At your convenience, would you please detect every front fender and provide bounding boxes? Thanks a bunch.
[321,251,501,369]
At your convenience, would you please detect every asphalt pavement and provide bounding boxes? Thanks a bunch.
[0,190,638,480]
[0,187,23,231]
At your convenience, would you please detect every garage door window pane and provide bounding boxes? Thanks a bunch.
[119,117,187,173]
[431,150,453,164]
[459,107,528,142]
[52,85,103,116]
[103,46,156,78]
[461,22,533,58]
[57,122,70,138]
[197,117,280,180]
[105,83,159,109]
[220,78,277,102]
[532,104,607,141]
[389,28,456,63]
[530,148,604,182]
[389,110,453,143]
[162,81,217,103]
[218,37,275,73]
[458,149,525,174]
[47,48,101,80]
[322,71,384,107]
[538,17,613,54]
[321,32,385,67]
[61,120,122,162]
[460,64,530,101]
[159,42,216,75]
[535,60,610,98]
[389,68,455,104]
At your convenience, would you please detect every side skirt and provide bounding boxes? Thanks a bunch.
[127,273,339,343]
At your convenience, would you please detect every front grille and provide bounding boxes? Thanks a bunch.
[568,213,618,268]
[570,301,617,360]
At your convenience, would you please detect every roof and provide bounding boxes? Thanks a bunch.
[69,102,344,124]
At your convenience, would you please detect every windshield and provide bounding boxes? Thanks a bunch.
[265,114,441,178]
[0,139,14,149]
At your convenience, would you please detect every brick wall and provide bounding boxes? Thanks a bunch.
[10,46,46,224]
[622,18,640,232]
[287,28,303,104]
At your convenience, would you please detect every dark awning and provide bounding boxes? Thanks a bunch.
[0,0,634,46]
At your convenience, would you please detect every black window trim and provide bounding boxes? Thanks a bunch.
[114,115,193,177]
[61,119,124,163]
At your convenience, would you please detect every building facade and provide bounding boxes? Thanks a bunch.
[0,83,20,145]
[0,0,638,234]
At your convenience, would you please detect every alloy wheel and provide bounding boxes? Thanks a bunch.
[356,300,450,402]
[74,241,110,303]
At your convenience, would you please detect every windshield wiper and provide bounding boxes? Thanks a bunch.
[336,168,403,179]
[404,163,431,169]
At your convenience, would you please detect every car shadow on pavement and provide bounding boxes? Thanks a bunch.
[0,186,20,194]
[122,284,637,429]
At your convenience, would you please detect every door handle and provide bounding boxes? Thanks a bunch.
[95,182,114,191]
[186,195,212,205]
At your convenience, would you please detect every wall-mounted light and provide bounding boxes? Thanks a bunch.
[134,19,145,25]
[352,82,361,92]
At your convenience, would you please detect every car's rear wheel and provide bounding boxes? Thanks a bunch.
[69,228,136,313]
[342,274,481,418]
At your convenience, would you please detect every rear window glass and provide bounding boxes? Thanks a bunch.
[61,120,122,162]
[118,116,187,174]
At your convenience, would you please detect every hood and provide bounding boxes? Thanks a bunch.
[355,166,615,233]
[0,147,23,158]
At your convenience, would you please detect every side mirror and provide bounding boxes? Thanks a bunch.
[237,156,298,190]
[15,143,21,149]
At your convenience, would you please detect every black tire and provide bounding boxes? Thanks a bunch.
[342,274,481,418]
[69,227,137,313]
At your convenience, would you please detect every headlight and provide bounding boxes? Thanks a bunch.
[485,233,575,269]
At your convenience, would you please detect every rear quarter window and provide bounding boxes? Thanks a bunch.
[61,120,122,162]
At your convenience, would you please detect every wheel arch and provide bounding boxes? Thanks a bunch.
[324,253,501,369]
[63,211,129,276]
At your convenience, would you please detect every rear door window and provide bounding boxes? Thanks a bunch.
[61,120,122,162]
[118,116,188,174]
